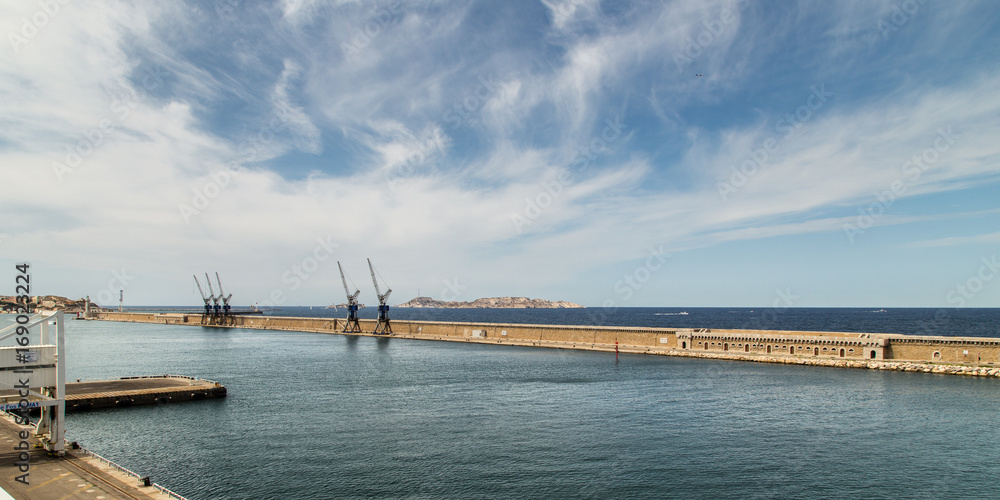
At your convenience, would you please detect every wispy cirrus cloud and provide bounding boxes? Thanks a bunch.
[1,0,999,306]
[906,229,1000,248]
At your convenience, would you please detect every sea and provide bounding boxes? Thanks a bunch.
[11,308,1000,498]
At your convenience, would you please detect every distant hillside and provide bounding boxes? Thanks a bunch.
[0,295,102,313]
[395,296,584,309]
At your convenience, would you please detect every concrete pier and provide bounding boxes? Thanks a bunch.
[91,312,1000,378]
[0,413,180,499]
[0,376,226,413]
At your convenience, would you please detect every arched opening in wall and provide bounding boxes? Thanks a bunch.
[724,343,729,351]
[766,345,771,354]
[933,351,941,361]
[870,350,877,359]
[705,342,709,350]
[814,347,819,356]
[789,346,795,354]
[745,344,750,352]
[682,341,687,349]
[839,348,845,358]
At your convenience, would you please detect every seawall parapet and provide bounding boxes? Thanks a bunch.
[90,312,1000,378]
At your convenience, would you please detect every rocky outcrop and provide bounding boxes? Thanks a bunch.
[0,295,102,313]
[395,296,584,309]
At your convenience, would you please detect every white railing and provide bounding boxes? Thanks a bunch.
[73,444,189,500]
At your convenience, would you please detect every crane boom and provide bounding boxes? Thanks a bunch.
[338,262,360,304]
[205,273,217,304]
[368,258,381,298]
[216,272,232,304]
[194,274,212,320]
[193,275,209,304]
[368,258,393,334]
[338,261,351,299]
[338,261,362,333]
[368,258,392,305]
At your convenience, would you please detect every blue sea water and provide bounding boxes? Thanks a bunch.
[263,306,1000,337]
[132,306,1000,337]
[11,309,1000,498]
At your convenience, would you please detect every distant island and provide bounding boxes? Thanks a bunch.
[395,296,584,309]
[0,295,102,313]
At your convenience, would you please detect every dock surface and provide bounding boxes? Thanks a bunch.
[0,414,177,499]
[0,376,227,413]
[66,378,195,395]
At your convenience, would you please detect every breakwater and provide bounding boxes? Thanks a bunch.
[65,375,227,412]
[0,375,226,414]
[91,312,1000,377]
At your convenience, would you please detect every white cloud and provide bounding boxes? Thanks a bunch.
[2,1,999,306]
[271,59,322,156]
[906,228,1000,248]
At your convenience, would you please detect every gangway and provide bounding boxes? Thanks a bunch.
[0,311,66,455]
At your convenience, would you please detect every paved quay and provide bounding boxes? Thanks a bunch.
[0,376,226,413]
[0,414,178,500]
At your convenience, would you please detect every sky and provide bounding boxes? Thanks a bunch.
[1,0,999,309]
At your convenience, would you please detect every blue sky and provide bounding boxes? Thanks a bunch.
[1,0,999,308]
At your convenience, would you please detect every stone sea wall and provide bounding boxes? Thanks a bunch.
[91,312,1000,378]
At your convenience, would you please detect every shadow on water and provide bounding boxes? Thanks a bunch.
[376,337,391,350]
[345,335,359,349]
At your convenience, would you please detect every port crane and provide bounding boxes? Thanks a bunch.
[215,272,232,317]
[368,258,392,334]
[338,261,362,333]
[193,274,212,321]
[205,273,222,318]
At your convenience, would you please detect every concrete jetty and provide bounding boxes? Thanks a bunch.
[0,375,226,413]
[0,412,183,499]
[91,312,1000,378]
